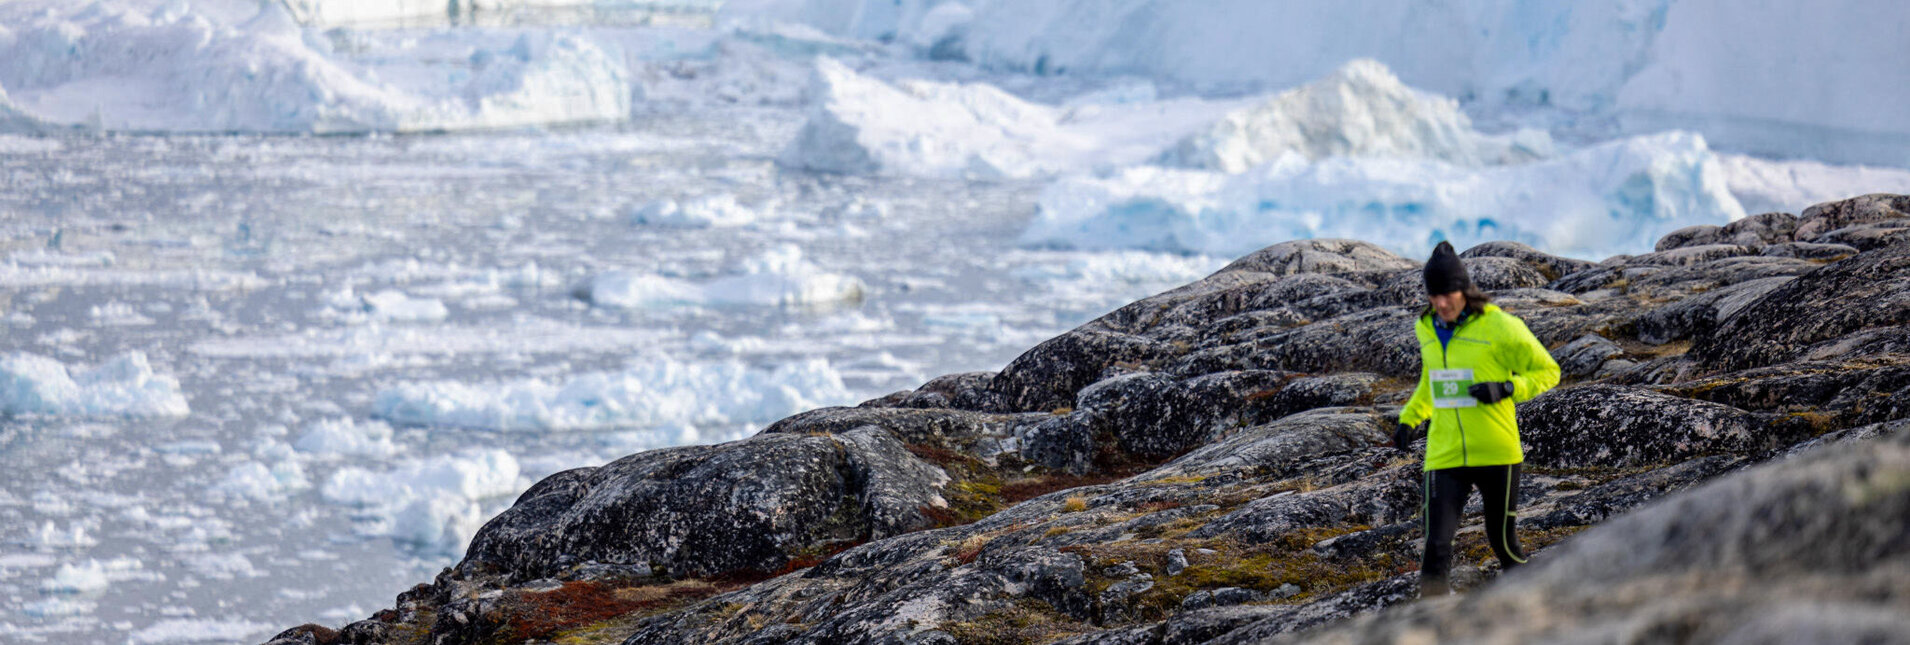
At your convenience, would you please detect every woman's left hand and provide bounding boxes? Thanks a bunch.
[1468,381,1515,404]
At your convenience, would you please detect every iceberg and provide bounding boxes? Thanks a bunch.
[783,56,1086,178]
[743,0,1910,167]
[1023,131,1746,260]
[0,1,631,134]
[373,356,852,431]
[781,57,1241,178]
[1161,59,1553,173]
[0,352,190,417]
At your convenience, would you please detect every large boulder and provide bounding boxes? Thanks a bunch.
[1690,243,1910,373]
[1374,257,1549,304]
[1459,240,1596,282]
[1171,308,1420,378]
[1793,193,1910,240]
[995,329,1169,412]
[1634,276,1794,345]
[1517,385,1781,468]
[1215,239,1417,278]
[1076,372,1205,460]
[459,426,947,580]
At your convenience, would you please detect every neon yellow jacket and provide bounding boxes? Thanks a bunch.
[1401,304,1560,470]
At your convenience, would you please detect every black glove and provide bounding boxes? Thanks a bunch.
[1469,381,1515,404]
[1392,422,1415,452]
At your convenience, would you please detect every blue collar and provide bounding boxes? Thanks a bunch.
[1432,310,1471,331]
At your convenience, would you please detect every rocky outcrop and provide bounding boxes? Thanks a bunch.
[460,426,949,580]
[1691,238,1910,373]
[1253,425,1910,645]
[273,195,1910,645]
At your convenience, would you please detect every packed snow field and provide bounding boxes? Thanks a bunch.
[2,0,1907,642]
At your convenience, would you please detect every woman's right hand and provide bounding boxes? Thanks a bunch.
[1393,422,1415,452]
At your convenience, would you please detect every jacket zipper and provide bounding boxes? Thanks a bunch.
[1439,314,1474,466]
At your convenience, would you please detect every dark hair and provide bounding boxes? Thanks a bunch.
[1421,284,1493,319]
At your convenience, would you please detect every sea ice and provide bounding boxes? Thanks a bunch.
[0,352,190,417]
[587,244,865,308]
[294,418,399,458]
[321,450,525,553]
[629,194,762,228]
[214,460,313,501]
[323,288,451,324]
[127,618,273,645]
[0,1,632,134]
[374,356,852,431]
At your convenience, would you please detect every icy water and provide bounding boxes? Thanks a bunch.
[0,112,1223,642]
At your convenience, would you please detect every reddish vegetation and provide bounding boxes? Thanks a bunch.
[1000,472,1128,503]
[503,580,724,641]
[921,505,970,528]
[1138,500,1184,513]
[905,443,978,467]
[955,540,987,565]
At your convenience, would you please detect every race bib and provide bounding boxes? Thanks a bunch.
[1431,368,1475,409]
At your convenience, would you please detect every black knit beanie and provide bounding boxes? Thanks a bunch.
[1423,241,1471,294]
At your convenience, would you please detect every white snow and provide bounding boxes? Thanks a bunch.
[294,418,399,458]
[321,450,524,553]
[1161,59,1553,173]
[629,194,761,228]
[0,352,190,418]
[0,1,631,134]
[1024,131,1746,260]
[588,244,865,308]
[374,356,852,431]
[748,0,1910,168]
[128,618,274,645]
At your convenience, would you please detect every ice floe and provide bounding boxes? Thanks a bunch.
[0,352,190,417]
[294,418,400,458]
[374,356,852,431]
[127,618,274,645]
[629,194,762,228]
[320,450,525,554]
[587,244,865,308]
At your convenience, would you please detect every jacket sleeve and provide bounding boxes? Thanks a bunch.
[1401,333,1433,427]
[1500,314,1560,403]
[1402,363,1433,427]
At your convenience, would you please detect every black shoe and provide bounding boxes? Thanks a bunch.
[1419,574,1451,598]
